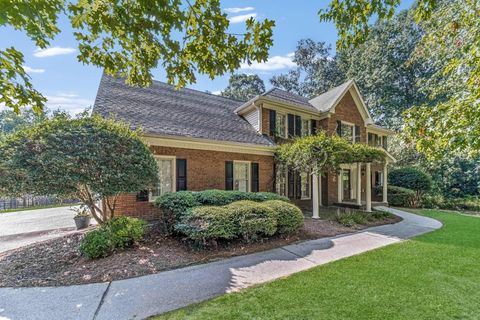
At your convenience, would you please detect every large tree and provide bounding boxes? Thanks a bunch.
[270,40,346,98]
[0,113,158,224]
[221,74,265,101]
[1,0,274,113]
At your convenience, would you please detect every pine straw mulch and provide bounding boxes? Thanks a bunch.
[0,214,401,288]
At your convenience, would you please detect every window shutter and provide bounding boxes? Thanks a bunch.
[336,120,342,136]
[295,171,302,199]
[287,114,295,138]
[251,163,259,192]
[311,119,317,135]
[287,168,295,198]
[176,159,187,191]
[355,125,360,143]
[225,161,233,190]
[294,115,302,137]
[136,190,149,202]
[269,110,276,136]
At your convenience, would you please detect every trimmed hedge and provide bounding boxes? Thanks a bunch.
[175,199,303,243]
[389,167,432,206]
[79,217,145,259]
[384,185,415,207]
[155,190,289,232]
[264,200,304,234]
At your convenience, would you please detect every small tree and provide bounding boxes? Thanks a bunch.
[389,167,432,207]
[221,74,266,101]
[0,113,158,224]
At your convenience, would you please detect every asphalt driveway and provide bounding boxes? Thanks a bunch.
[0,206,80,253]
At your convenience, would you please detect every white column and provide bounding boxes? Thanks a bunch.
[337,169,343,203]
[356,163,362,205]
[383,163,388,203]
[366,163,372,212]
[312,173,319,219]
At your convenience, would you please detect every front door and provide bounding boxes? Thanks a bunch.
[343,170,351,201]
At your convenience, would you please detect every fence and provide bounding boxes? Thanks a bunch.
[0,196,79,212]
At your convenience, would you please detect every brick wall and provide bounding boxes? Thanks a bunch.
[111,146,275,219]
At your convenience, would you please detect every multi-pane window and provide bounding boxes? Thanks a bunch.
[275,113,286,138]
[301,171,311,199]
[234,161,250,192]
[301,119,311,137]
[151,157,174,199]
[341,123,354,143]
[276,166,287,196]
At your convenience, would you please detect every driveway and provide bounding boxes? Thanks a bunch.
[0,206,80,253]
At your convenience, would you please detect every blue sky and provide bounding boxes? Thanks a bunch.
[0,0,414,114]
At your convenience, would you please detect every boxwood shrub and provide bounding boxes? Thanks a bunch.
[79,229,114,259]
[384,185,415,207]
[263,200,303,234]
[227,201,277,241]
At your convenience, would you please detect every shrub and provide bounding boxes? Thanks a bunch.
[106,217,146,249]
[334,210,366,227]
[79,229,114,259]
[421,194,480,212]
[227,201,277,241]
[386,185,416,207]
[389,167,433,207]
[264,200,304,234]
[155,191,200,219]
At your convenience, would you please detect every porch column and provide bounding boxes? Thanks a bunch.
[312,173,320,219]
[337,169,343,203]
[365,163,372,212]
[383,163,388,203]
[356,162,362,206]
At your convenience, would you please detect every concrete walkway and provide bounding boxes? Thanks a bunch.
[0,207,442,320]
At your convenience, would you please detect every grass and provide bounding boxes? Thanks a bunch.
[0,202,79,214]
[153,209,480,320]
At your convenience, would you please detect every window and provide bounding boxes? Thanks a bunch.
[276,166,287,196]
[300,171,311,199]
[234,161,250,192]
[301,119,311,137]
[341,122,354,143]
[150,156,175,200]
[275,113,286,138]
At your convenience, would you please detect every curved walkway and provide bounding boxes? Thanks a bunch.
[0,207,442,320]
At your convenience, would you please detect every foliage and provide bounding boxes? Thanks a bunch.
[334,209,367,227]
[105,216,146,249]
[275,131,386,176]
[221,74,265,101]
[227,201,277,242]
[389,167,432,206]
[263,200,303,234]
[0,108,47,137]
[79,229,115,259]
[270,40,346,98]
[381,185,416,207]
[0,113,158,223]
[421,194,480,212]
[79,216,145,259]
[403,0,480,159]
[1,0,274,113]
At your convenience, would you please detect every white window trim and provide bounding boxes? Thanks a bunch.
[149,155,176,202]
[233,160,251,192]
[301,172,312,200]
[276,112,287,138]
[340,120,356,143]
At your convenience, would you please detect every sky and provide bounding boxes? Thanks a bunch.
[0,0,414,115]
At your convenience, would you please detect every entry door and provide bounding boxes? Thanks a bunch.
[343,170,351,201]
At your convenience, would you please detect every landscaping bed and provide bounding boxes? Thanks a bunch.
[0,212,400,288]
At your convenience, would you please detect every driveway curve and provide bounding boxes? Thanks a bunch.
[0,207,442,320]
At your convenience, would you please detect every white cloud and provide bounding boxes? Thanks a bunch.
[45,94,93,115]
[211,90,222,95]
[224,7,254,14]
[229,13,257,24]
[23,66,45,74]
[34,47,76,58]
[240,53,296,72]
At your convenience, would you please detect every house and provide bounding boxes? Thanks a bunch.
[93,74,395,219]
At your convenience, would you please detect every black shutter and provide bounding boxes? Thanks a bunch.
[311,119,317,135]
[368,133,373,145]
[355,125,360,143]
[269,109,276,136]
[295,171,302,199]
[225,161,233,190]
[136,190,149,202]
[287,168,295,198]
[336,120,342,136]
[251,163,259,192]
[176,159,187,191]
[295,115,302,137]
[288,114,295,138]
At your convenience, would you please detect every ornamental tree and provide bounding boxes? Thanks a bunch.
[0,113,158,224]
[275,131,386,176]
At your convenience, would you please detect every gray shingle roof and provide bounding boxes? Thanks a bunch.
[93,75,274,146]
[308,80,354,112]
[261,88,317,111]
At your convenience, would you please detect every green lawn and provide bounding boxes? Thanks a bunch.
[0,202,78,214]
[154,210,480,320]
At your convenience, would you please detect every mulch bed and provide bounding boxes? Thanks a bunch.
[0,215,401,288]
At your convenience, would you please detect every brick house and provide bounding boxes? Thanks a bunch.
[93,75,395,220]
